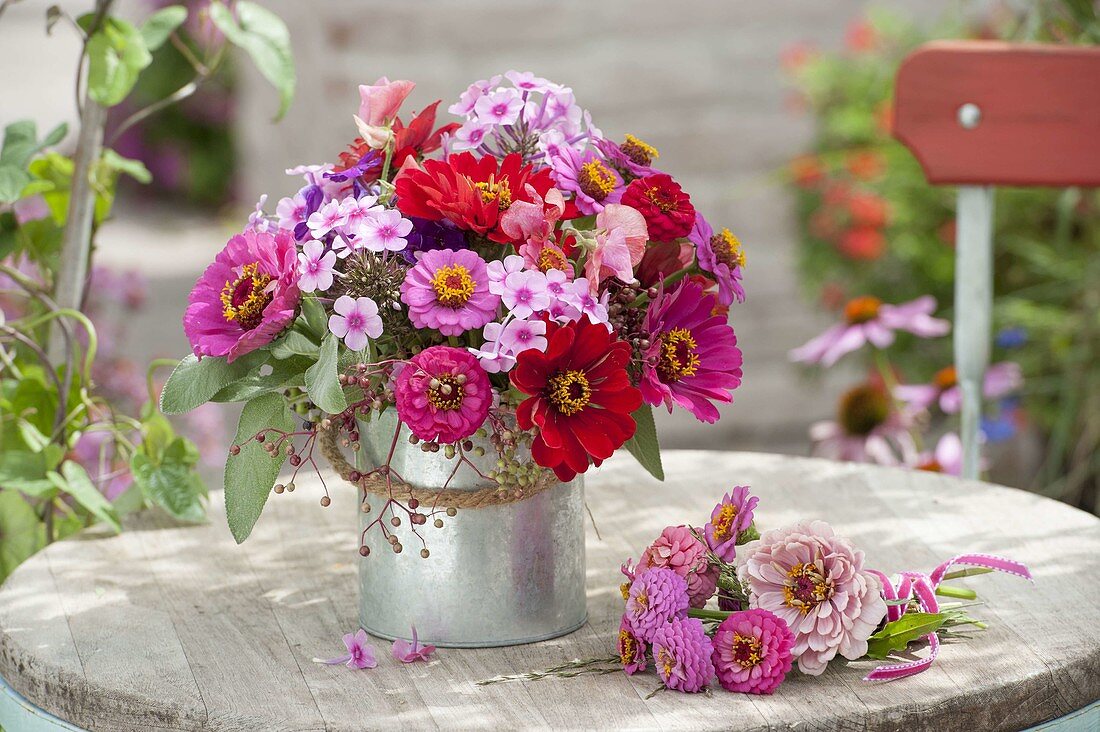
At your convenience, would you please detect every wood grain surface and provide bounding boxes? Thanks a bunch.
[1,451,1098,731]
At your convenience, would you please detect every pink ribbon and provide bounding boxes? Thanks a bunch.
[863,553,1032,682]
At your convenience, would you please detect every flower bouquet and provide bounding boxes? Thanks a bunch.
[483,485,1030,694]
[161,72,746,646]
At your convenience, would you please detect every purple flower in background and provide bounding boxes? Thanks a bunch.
[790,295,951,367]
[328,295,383,351]
[995,326,1028,349]
[651,617,714,693]
[392,626,436,663]
[402,216,467,262]
[895,361,1022,415]
[982,397,1022,443]
[247,194,270,232]
[314,629,377,670]
[913,432,965,476]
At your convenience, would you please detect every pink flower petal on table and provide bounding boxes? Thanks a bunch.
[392,626,436,663]
[314,629,377,670]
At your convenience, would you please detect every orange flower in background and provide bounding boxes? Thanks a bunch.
[847,192,890,228]
[846,150,885,180]
[838,227,885,261]
[790,155,824,188]
[845,19,878,53]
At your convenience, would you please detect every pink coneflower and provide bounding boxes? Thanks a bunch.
[640,280,743,424]
[637,525,718,609]
[704,487,758,563]
[737,520,887,676]
[789,295,950,367]
[651,617,714,693]
[617,616,648,675]
[895,361,1022,414]
[328,295,383,351]
[624,567,689,641]
[689,214,746,307]
[393,346,492,444]
[912,432,964,476]
[810,382,916,465]
[400,249,500,336]
[297,240,337,292]
[712,608,794,694]
[548,145,624,215]
[184,228,300,363]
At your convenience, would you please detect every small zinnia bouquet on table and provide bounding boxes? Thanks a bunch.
[161,72,746,552]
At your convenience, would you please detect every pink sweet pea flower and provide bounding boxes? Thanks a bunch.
[895,361,1022,414]
[329,295,383,351]
[355,78,415,149]
[392,626,436,663]
[297,240,337,292]
[583,204,648,290]
[314,629,377,670]
[790,295,950,367]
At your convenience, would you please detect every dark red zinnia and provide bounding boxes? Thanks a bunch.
[511,316,642,481]
[395,152,554,244]
[620,173,696,242]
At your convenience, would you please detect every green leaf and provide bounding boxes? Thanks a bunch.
[209,1,295,120]
[16,420,50,452]
[224,392,293,543]
[86,17,153,106]
[269,328,320,360]
[140,5,187,51]
[0,490,46,582]
[50,462,122,533]
[210,355,312,402]
[299,296,327,338]
[305,332,347,415]
[865,612,948,660]
[622,404,664,481]
[0,451,56,498]
[131,438,205,523]
[160,350,270,414]
[0,120,67,203]
[100,148,152,184]
[0,167,30,204]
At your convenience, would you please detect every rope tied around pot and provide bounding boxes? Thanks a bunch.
[317,426,561,509]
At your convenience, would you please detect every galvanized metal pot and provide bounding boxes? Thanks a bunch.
[355,410,587,647]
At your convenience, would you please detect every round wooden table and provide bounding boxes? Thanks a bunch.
[1,451,1098,731]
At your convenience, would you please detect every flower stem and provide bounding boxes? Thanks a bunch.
[935,584,977,600]
[687,607,733,621]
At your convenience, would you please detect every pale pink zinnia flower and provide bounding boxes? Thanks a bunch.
[737,520,887,676]
[637,525,718,609]
[790,295,950,367]
[895,361,1022,414]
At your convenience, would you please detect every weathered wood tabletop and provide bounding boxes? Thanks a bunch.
[1,451,1098,731]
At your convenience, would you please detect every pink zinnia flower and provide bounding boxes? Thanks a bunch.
[637,525,718,609]
[617,616,648,675]
[704,486,758,563]
[359,209,413,252]
[582,204,648,288]
[297,240,337,292]
[328,295,383,351]
[640,280,743,424]
[810,382,916,466]
[548,145,624,215]
[689,213,746,307]
[400,249,500,336]
[184,228,300,363]
[895,361,1022,414]
[651,617,714,693]
[393,346,492,443]
[737,520,888,676]
[790,295,950,367]
[624,567,690,641]
[712,609,794,694]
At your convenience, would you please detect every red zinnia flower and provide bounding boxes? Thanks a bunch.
[620,173,696,242]
[511,316,642,481]
[395,152,554,244]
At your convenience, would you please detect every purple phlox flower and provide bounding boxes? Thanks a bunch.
[451,121,492,152]
[704,486,758,563]
[469,316,546,373]
[392,626,436,663]
[276,192,309,232]
[501,270,551,319]
[297,240,337,293]
[325,149,383,183]
[486,254,526,296]
[895,361,1022,415]
[314,629,377,669]
[448,75,501,116]
[474,88,524,126]
[286,163,333,186]
[562,277,610,326]
[307,200,348,240]
[358,208,412,253]
[790,295,951,367]
[247,194,271,232]
[506,70,552,93]
[338,194,380,234]
[328,295,383,351]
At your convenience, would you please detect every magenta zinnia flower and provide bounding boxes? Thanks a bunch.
[184,227,300,362]
[400,248,500,336]
[689,213,746,307]
[651,617,714,693]
[636,525,718,609]
[547,145,624,215]
[640,279,743,424]
[393,346,492,443]
[704,486,758,563]
[712,608,793,694]
[617,616,648,675]
[737,520,887,676]
[624,567,689,641]
[789,295,950,367]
